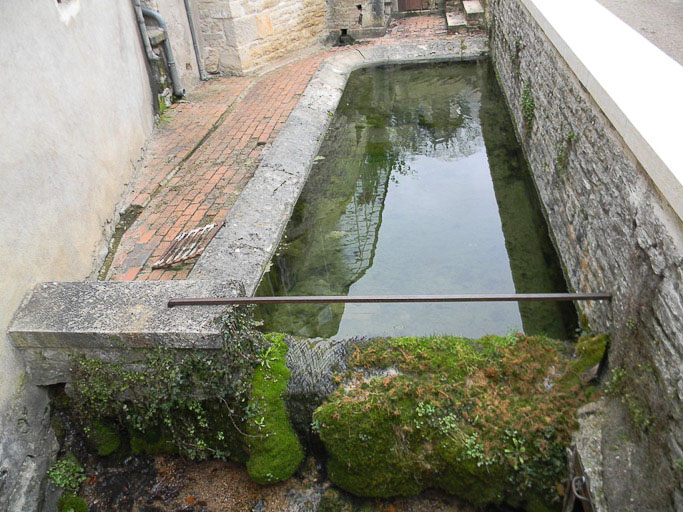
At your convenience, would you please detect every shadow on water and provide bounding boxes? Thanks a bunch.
[256,61,576,340]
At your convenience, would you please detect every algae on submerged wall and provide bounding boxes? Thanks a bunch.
[478,63,577,340]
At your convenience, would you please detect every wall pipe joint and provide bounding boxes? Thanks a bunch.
[141,6,186,97]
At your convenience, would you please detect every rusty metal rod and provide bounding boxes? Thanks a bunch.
[167,293,611,308]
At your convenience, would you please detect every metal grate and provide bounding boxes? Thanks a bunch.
[152,222,224,269]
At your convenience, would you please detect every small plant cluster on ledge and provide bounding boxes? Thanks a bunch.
[313,333,607,512]
[68,306,302,485]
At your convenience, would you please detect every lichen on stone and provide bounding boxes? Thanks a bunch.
[313,333,606,510]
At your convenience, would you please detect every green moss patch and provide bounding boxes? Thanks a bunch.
[314,334,606,510]
[86,421,121,456]
[57,494,88,512]
[246,333,304,484]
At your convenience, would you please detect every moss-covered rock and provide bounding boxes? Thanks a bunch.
[57,494,88,512]
[314,334,606,510]
[87,421,121,456]
[246,333,304,484]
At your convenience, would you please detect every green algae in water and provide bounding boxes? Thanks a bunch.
[257,62,576,340]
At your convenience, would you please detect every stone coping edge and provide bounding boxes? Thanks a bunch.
[191,38,489,293]
[9,280,240,350]
[520,0,683,220]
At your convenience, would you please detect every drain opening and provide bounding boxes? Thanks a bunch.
[152,221,224,269]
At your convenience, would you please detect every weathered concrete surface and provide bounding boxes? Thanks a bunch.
[191,37,489,292]
[489,0,683,507]
[0,383,59,512]
[0,2,155,510]
[9,280,237,386]
[596,0,683,66]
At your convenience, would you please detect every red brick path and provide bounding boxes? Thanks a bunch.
[107,15,458,281]
[108,53,330,281]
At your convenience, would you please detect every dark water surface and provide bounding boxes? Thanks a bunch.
[256,62,576,339]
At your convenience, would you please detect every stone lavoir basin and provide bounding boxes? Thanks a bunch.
[255,61,577,340]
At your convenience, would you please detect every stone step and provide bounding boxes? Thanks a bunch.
[445,11,467,33]
[463,0,484,24]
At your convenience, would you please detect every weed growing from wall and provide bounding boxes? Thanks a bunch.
[606,366,653,431]
[521,82,535,132]
[555,130,578,175]
[70,306,268,462]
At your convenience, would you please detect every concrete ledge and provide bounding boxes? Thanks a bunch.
[191,37,489,293]
[521,0,683,219]
[9,280,239,384]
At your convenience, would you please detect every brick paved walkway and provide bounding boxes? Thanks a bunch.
[106,14,464,281]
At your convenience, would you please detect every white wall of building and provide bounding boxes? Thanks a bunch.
[0,1,154,508]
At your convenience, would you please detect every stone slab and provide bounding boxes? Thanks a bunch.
[463,0,484,15]
[9,280,240,384]
[569,400,608,511]
[446,11,467,32]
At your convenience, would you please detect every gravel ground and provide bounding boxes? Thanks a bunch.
[595,0,683,65]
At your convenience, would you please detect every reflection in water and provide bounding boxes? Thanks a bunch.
[256,62,576,339]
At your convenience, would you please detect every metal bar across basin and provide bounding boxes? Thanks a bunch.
[167,293,612,308]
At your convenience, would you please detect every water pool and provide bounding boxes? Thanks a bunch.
[256,61,576,340]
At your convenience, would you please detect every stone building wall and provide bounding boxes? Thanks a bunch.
[0,2,154,510]
[197,0,327,75]
[488,0,683,507]
[326,0,391,39]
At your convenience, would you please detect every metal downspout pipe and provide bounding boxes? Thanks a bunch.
[141,7,186,97]
[183,0,208,81]
[133,0,158,62]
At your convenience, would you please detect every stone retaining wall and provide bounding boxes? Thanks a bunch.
[326,0,391,39]
[488,0,683,507]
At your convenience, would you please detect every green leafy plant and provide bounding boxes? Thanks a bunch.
[48,455,85,495]
[521,82,535,130]
[70,305,267,462]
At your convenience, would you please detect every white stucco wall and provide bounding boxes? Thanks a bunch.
[0,1,154,508]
